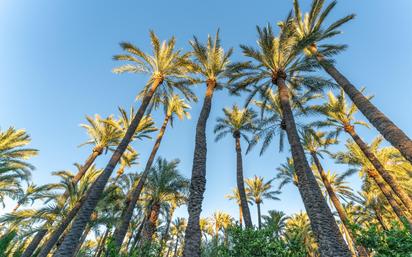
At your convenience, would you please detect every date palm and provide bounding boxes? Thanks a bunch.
[285,212,318,256]
[170,217,186,257]
[112,94,191,248]
[53,31,194,257]
[229,21,351,256]
[12,183,57,212]
[291,0,412,164]
[183,30,234,257]
[314,90,412,221]
[214,105,256,228]
[262,210,287,236]
[276,157,299,189]
[225,188,253,228]
[245,176,280,229]
[211,211,233,243]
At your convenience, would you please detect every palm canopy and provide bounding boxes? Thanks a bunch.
[225,187,253,206]
[189,30,234,87]
[229,21,334,104]
[113,30,197,105]
[142,157,189,206]
[245,175,280,205]
[301,129,337,159]
[276,157,298,189]
[115,107,158,140]
[262,210,288,235]
[164,94,191,127]
[214,105,257,142]
[292,0,355,58]
[312,89,369,135]
[313,169,357,204]
[248,89,319,154]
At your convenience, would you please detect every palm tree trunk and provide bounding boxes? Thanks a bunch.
[173,238,179,257]
[112,113,171,248]
[276,77,351,257]
[140,203,161,247]
[183,80,216,257]
[73,225,91,256]
[130,215,148,253]
[311,153,369,257]
[71,148,102,186]
[94,227,110,257]
[12,203,21,212]
[313,52,412,164]
[234,136,253,228]
[373,206,388,231]
[161,207,175,251]
[239,205,243,228]
[52,79,162,257]
[345,125,412,215]
[21,229,48,257]
[257,202,262,229]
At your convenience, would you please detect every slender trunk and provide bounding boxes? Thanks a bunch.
[166,238,173,257]
[276,77,351,257]
[37,196,85,257]
[20,150,101,257]
[183,80,216,257]
[313,51,412,164]
[12,203,21,212]
[73,225,91,256]
[161,207,175,250]
[130,215,148,253]
[373,207,388,231]
[94,227,110,257]
[140,203,161,247]
[173,238,179,257]
[113,113,171,248]
[257,202,262,229]
[21,229,48,257]
[234,136,253,228]
[345,125,412,216]
[52,79,162,257]
[311,153,368,257]
[239,205,243,228]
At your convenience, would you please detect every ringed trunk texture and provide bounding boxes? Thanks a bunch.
[311,153,368,257]
[20,229,48,257]
[276,77,351,257]
[235,136,253,228]
[182,80,216,257]
[140,203,161,247]
[112,113,171,248]
[345,126,412,216]
[257,202,262,229]
[52,79,161,257]
[314,52,412,164]
[37,197,85,257]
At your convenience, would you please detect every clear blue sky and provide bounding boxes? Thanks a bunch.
[1,0,412,223]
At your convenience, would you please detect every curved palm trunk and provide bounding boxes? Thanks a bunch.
[276,77,351,257]
[183,81,216,257]
[73,225,91,256]
[140,203,161,247]
[313,52,412,164]
[234,136,253,228]
[52,79,162,257]
[113,113,171,248]
[311,153,369,257]
[345,126,412,216]
[257,202,262,229]
[21,229,48,257]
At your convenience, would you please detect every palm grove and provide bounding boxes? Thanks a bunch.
[1,1,412,256]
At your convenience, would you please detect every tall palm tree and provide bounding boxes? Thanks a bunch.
[291,0,412,163]
[333,137,412,227]
[285,212,318,256]
[214,105,256,228]
[276,157,299,189]
[211,211,233,244]
[183,30,234,257]
[139,158,189,247]
[112,94,191,248]
[53,31,194,257]
[225,188,253,228]
[169,217,186,257]
[314,90,412,220]
[229,21,351,256]
[245,176,280,229]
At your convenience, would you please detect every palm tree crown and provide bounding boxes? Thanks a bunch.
[214,105,257,141]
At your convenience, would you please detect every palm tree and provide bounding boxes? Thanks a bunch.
[229,22,351,256]
[112,94,191,248]
[169,217,186,257]
[262,210,287,236]
[285,212,318,256]
[211,211,233,244]
[276,157,298,189]
[314,90,412,220]
[53,31,194,256]
[0,127,38,207]
[12,183,57,212]
[199,217,213,245]
[245,176,280,229]
[225,188,253,228]
[139,158,189,247]
[334,138,412,228]
[291,0,412,163]
[183,30,234,257]
[214,105,256,228]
